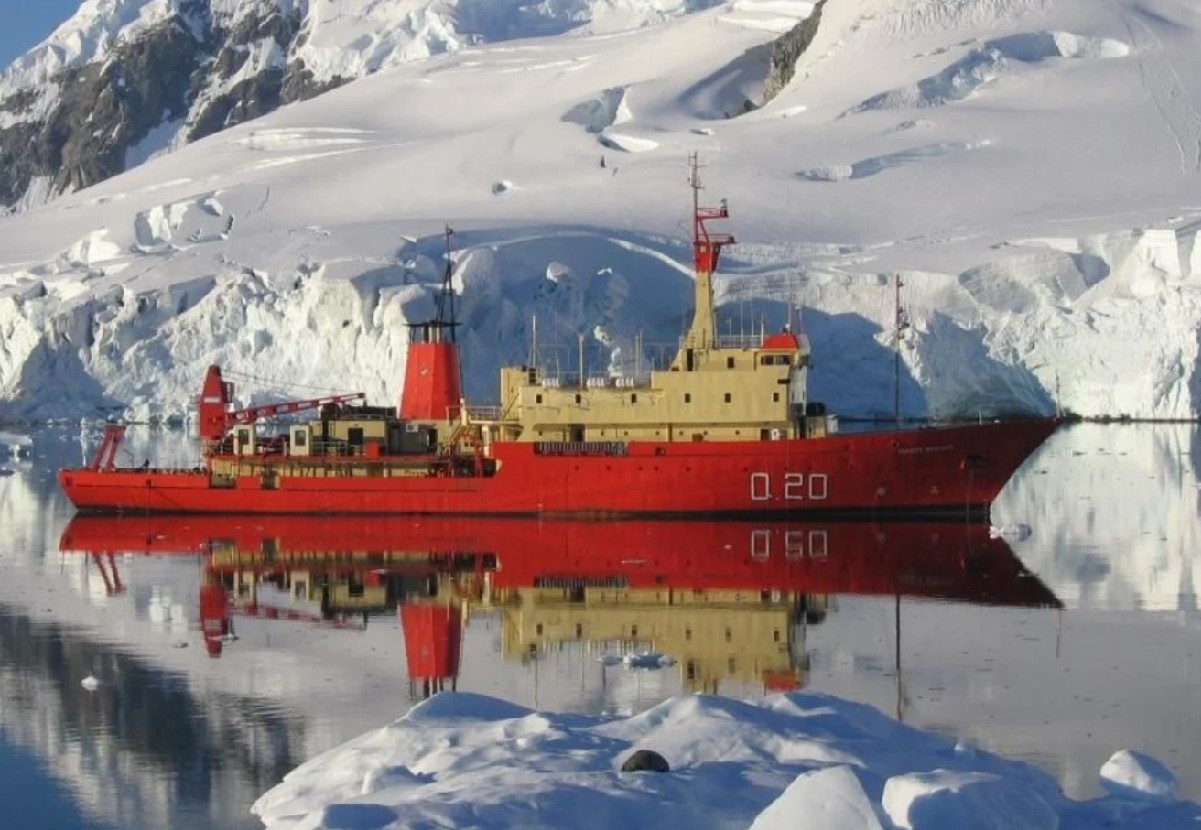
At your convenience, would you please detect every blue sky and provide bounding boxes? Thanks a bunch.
[0,0,81,68]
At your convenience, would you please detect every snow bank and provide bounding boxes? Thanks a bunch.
[252,691,1199,829]
[1101,750,1179,801]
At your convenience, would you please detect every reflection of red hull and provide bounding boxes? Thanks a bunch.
[59,515,1059,608]
[57,419,1057,518]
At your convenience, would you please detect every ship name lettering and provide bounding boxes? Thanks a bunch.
[896,444,955,455]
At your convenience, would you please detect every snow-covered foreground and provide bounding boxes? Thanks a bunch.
[253,691,1199,830]
[1,0,1201,419]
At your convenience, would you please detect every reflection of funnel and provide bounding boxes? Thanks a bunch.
[401,602,461,698]
[200,583,229,658]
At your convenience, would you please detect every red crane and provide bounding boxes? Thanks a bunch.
[198,365,365,442]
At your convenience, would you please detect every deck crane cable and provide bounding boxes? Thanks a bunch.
[219,369,366,399]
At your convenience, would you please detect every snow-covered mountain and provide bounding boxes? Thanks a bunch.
[0,0,1200,421]
[0,0,738,213]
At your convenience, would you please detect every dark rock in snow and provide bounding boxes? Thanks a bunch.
[621,749,670,773]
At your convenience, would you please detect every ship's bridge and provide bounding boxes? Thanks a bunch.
[493,328,823,444]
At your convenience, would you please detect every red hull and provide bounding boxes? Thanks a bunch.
[58,514,1059,608]
[58,420,1058,518]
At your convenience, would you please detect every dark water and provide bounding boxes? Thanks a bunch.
[0,423,1198,828]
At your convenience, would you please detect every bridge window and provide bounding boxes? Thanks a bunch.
[759,355,792,366]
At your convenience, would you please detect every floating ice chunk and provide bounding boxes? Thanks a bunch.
[0,431,32,457]
[81,675,100,691]
[1101,749,1179,801]
[989,523,1032,541]
[882,769,1057,830]
[255,692,1197,830]
[750,765,883,830]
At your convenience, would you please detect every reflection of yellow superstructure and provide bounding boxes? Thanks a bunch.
[488,585,826,694]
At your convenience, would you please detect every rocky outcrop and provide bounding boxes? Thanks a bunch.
[762,0,827,104]
[0,2,290,211]
[621,749,671,772]
[0,2,354,212]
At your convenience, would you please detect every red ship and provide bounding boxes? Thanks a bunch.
[58,157,1058,518]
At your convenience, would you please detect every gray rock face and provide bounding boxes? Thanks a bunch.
[762,0,827,105]
[0,0,341,213]
[621,749,670,772]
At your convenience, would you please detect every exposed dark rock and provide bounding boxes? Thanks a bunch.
[0,87,38,114]
[281,63,347,104]
[0,1,338,211]
[0,121,50,206]
[762,0,827,105]
[621,749,670,772]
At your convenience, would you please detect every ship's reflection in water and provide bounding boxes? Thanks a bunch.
[60,516,1060,701]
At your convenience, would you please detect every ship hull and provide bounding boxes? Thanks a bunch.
[58,419,1058,518]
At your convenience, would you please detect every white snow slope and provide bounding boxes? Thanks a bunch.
[252,691,1200,830]
[2,0,1201,420]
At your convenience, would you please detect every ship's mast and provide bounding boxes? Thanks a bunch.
[684,153,734,354]
[435,225,458,342]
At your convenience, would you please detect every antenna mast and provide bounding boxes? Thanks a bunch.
[684,153,734,353]
[435,225,458,342]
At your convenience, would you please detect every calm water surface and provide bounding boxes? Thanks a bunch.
[0,423,1198,828]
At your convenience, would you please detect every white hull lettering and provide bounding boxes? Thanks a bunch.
[748,472,829,502]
